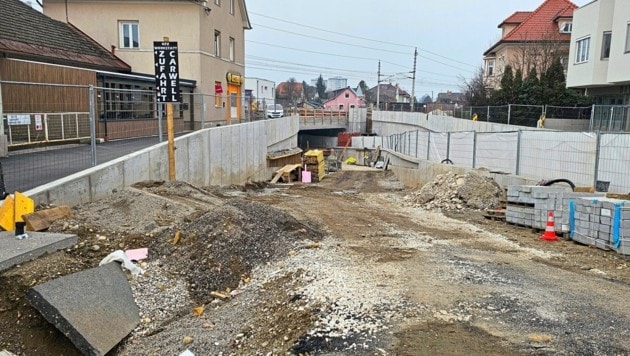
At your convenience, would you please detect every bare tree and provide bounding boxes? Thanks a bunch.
[509,30,567,79]
[284,78,302,108]
[460,67,490,106]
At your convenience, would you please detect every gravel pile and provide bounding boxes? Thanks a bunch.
[404,170,503,211]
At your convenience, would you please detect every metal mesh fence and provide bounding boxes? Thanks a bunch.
[545,105,591,120]
[590,105,630,132]
[456,104,592,128]
[598,133,630,193]
[1,81,254,193]
[376,128,630,193]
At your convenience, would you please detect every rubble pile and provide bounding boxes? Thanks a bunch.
[405,170,503,211]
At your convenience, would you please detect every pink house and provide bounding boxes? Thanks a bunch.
[323,87,366,111]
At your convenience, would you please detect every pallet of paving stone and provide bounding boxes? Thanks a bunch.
[614,206,630,256]
[484,209,505,221]
[571,197,627,253]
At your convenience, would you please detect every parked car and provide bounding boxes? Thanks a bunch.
[266,104,283,118]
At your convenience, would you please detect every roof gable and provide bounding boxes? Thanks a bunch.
[325,87,357,102]
[502,0,577,42]
[0,0,129,71]
[238,0,252,30]
[498,11,532,27]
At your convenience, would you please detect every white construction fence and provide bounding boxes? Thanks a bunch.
[356,112,630,194]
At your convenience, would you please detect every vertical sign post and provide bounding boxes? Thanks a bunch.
[154,38,180,181]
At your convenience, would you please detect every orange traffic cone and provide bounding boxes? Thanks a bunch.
[540,211,558,241]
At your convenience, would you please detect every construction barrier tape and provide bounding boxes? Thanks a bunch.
[569,200,576,239]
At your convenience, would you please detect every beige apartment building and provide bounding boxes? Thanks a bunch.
[483,0,577,90]
[44,0,251,124]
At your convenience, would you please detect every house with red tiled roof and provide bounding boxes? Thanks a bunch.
[483,0,578,90]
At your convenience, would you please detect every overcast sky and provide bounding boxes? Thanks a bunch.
[244,0,590,99]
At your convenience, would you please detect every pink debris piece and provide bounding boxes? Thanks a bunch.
[125,248,148,261]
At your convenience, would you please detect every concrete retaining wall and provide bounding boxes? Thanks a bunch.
[383,148,538,190]
[26,116,299,207]
[371,111,544,136]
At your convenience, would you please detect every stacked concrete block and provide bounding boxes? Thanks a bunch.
[531,187,566,231]
[558,191,606,232]
[572,197,628,253]
[571,198,602,248]
[507,185,606,234]
[506,186,535,227]
[614,206,630,256]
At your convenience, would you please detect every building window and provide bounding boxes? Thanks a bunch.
[214,30,221,57]
[602,32,612,59]
[486,59,495,76]
[560,22,572,34]
[345,92,349,98]
[214,0,220,5]
[229,37,235,61]
[119,21,139,49]
[229,0,234,15]
[576,37,590,63]
[339,104,344,110]
[626,23,630,53]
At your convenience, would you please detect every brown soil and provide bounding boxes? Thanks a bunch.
[1,169,630,355]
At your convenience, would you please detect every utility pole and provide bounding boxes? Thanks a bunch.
[376,60,381,111]
[411,47,418,112]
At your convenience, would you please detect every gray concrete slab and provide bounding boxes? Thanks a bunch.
[0,231,78,272]
[27,262,139,356]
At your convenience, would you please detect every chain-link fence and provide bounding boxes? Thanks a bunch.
[454,104,593,128]
[0,80,255,193]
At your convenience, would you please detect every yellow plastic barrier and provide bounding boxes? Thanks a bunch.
[0,196,15,231]
[14,191,34,223]
[0,192,35,231]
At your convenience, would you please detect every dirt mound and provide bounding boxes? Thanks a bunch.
[150,199,324,303]
[405,170,503,211]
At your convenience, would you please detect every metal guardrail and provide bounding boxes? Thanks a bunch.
[3,112,90,145]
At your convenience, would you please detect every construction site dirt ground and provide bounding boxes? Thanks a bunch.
[1,167,630,355]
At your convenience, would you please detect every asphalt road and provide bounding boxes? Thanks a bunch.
[0,136,168,194]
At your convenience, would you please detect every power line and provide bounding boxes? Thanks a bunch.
[247,63,376,80]
[247,56,377,75]
[418,55,475,73]
[250,12,477,69]
[246,40,409,69]
[246,65,369,81]
[418,48,477,68]
[248,26,475,74]
[250,12,413,49]
[251,23,412,55]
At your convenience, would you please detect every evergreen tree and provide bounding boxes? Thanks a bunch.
[513,68,524,96]
[315,75,326,101]
[519,68,541,105]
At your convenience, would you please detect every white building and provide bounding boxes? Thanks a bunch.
[245,77,275,110]
[326,76,348,92]
[566,0,630,105]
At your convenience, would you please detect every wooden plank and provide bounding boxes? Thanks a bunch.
[270,171,284,184]
[23,206,72,231]
[574,187,595,193]
[271,164,302,184]
[338,138,352,162]
[606,192,630,200]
